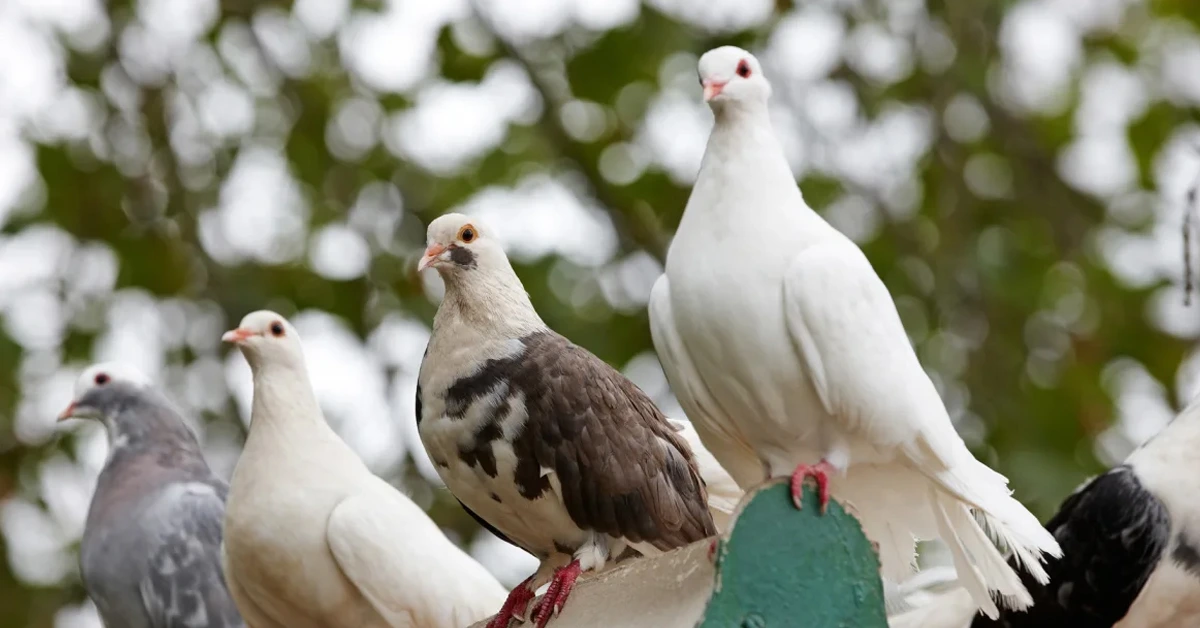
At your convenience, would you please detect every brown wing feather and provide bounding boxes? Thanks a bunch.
[513,332,717,550]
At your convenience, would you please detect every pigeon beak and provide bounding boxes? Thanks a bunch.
[222,328,255,344]
[417,243,448,272]
[702,80,726,102]
[57,402,77,422]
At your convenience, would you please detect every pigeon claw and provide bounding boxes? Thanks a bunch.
[487,575,536,628]
[789,460,834,513]
[532,559,582,627]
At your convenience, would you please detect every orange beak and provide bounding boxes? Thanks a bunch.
[222,328,255,344]
[702,80,726,102]
[57,402,77,422]
[417,243,447,272]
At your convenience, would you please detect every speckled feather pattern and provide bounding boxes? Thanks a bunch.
[419,329,716,561]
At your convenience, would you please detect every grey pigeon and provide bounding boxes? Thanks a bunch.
[60,362,244,628]
[416,213,718,628]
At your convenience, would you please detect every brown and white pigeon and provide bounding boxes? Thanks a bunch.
[60,362,244,628]
[416,213,718,628]
[220,310,506,628]
[648,45,1060,618]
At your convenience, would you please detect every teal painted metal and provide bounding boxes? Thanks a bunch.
[698,479,887,628]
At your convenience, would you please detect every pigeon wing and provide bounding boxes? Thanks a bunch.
[514,332,718,551]
[139,482,244,628]
[781,240,961,469]
[326,487,506,628]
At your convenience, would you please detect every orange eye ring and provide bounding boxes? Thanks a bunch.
[457,224,478,243]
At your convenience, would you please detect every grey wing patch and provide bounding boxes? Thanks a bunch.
[140,483,245,628]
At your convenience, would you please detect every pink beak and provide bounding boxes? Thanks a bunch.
[57,402,76,422]
[702,80,726,102]
[417,243,447,272]
[221,328,255,344]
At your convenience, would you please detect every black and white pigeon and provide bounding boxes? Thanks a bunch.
[59,362,244,628]
[894,396,1200,628]
[416,213,718,628]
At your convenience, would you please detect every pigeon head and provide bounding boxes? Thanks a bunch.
[59,362,153,422]
[697,46,770,108]
[419,213,544,334]
[222,310,304,368]
[417,213,506,277]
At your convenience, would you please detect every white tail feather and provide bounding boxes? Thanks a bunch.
[933,494,1001,618]
[922,457,1064,616]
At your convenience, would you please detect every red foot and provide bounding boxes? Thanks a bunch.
[790,460,834,513]
[707,538,719,562]
[532,560,582,627]
[487,574,536,628]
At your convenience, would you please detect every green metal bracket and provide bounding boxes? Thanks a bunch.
[699,479,887,628]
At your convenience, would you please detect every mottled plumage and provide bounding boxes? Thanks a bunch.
[416,213,716,627]
[424,330,714,554]
[65,363,244,628]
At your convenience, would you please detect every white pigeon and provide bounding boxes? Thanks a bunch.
[220,310,506,628]
[648,45,1061,618]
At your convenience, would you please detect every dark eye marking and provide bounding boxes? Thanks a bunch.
[94,373,110,385]
[736,60,751,78]
[449,246,477,268]
[270,322,285,337]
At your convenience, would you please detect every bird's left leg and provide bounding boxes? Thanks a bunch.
[487,574,537,628]
[531,561,582,627]
[531,536,605,627]
[790,460,835,513]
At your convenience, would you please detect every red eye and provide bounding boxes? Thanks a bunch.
[94,373,109,385]
[736,60,751,78]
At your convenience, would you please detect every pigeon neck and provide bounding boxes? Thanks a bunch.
[710,99,771,132]
[103,395,201,452]
[437,265,546,339]
[247,359,328,433]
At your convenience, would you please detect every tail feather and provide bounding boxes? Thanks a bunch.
[945,495,1032,612]
[946,459,1061,583]
[924,456,1064,617]
[933,493,1002,618]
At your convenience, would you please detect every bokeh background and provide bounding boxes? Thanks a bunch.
[2,0,1200,625]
